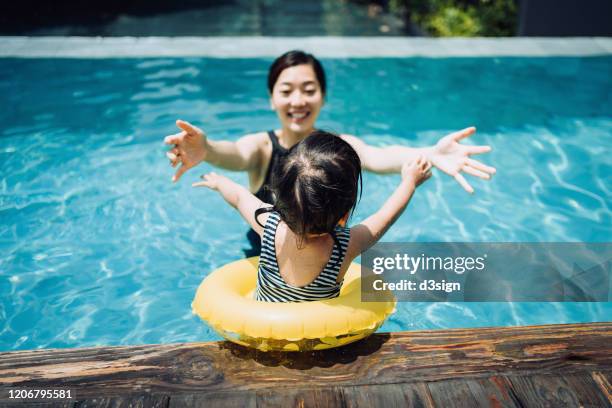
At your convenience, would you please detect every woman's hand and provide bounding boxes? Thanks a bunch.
[429,127,496,194]
[401,155,432,187]
[192,172,227,191]
[164,120,208,182]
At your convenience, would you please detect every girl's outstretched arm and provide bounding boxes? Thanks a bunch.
[341,127,495,194]
[345,157,432,262]
[192,173,271,236]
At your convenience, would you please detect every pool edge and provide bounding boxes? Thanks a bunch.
[1,36,611,58]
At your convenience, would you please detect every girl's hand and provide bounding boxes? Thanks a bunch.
[164,120,209,183]
[401,155,432,187]
[192,172,226,191]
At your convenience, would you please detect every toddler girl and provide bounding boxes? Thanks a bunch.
[193,130,431,302]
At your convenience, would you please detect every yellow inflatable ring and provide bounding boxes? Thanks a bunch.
[192,257,396,352]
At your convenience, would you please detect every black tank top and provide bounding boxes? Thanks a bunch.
[245,130,290,257]
[253,130,291,205]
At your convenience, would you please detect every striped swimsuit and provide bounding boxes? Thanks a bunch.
[255,212,351,303]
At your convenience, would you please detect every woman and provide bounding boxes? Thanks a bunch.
[164,50,495,252]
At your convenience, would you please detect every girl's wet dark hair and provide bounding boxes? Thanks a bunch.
[268,130,362,242]
[267,50,327,96]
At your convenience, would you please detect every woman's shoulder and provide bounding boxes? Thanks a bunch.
[338,134,375,164]
[338,133,359,140]
[239,130,279,154]
[239,130,272,144]
[338,133,367,150]
[236,131,274,165]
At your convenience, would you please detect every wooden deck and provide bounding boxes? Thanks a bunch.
[0,322,610,407]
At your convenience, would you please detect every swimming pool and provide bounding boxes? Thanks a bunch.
[1,55,610,351]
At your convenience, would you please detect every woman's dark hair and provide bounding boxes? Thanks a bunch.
[267,50,327,96]
[270,130,362,242]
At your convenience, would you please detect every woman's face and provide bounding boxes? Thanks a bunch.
[270,64,324,135]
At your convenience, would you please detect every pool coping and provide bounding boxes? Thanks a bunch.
[1,36,611,58]
[0,323,610,406]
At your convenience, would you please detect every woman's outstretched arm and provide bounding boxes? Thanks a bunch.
[164,120,264,182]
[341,127,496,194]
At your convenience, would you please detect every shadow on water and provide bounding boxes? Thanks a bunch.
[217,333,391,370]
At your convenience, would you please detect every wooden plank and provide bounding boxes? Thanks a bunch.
[592,371,612,402]
[255,387,345,408]
[342,382,435,408]
[169,391,256,408]
[507,373,612,407]
[0,323,610,399]
[427,377,521,407]
[0,402,74,408]
[0,394,169,408]
[75,394,169,408]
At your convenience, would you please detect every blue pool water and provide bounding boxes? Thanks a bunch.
[1,57,611,351]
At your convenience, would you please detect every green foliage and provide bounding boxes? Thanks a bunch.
[390,0,517,37]
[426,6,481,36]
